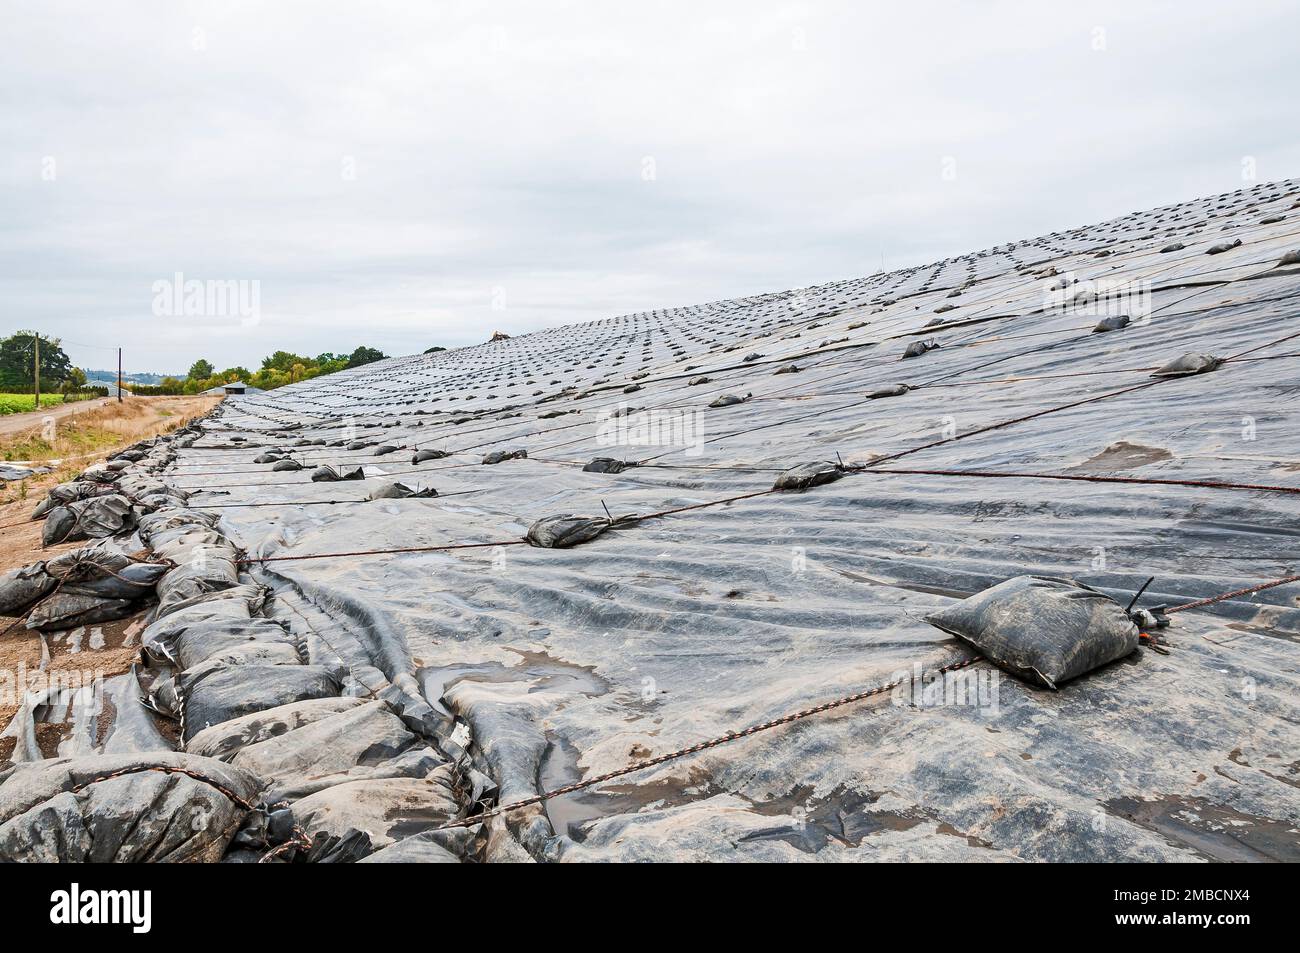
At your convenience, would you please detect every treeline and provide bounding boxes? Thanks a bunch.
[0,330,389,398]
[136,346,388,395]
[0,330,101,397]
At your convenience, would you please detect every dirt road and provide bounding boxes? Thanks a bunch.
[0,397,111,438]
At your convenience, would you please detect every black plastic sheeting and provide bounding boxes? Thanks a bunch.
[5,179,1300,863]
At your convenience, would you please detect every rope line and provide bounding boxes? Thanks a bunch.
[431,655,984,831]
[1165,574,1300,613]
[429,565,1300,834]
[864,467,1300,495]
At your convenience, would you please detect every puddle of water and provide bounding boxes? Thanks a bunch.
[538,736,617,840]
[536,735,682,841]
[417,649,608,715]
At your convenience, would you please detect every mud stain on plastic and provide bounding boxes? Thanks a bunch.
[1225,622,1300,645]
[1105,794,1300,862]
[738,785,928,852]
[1070,441,1174,473]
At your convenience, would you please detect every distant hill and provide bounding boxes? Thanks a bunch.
[83,370,183,386]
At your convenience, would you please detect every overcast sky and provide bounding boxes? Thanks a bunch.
[3,1,1298,374]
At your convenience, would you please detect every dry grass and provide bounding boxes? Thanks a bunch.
[0,396,218,753]
[1,395,220,467]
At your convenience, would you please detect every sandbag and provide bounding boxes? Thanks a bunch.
[142,584,267,644]
[1092,315,1130,333]
[0,753,264,862]
[411,449,450,463]
[185,697,368,761]
[154,544,240,618]
[311,465,365,481]
[1206,238,1241,254]
[357,831,461,863]
[288,768,460,851]
[272,459,303,471]
[227,701,434,798]
[42,494,134,546]
[145,617,301,670]
[115,474,188,506]
[30,481,115,520]
[867,384,910,399]
[582,457,637,474]
[44,541,170,601]
[0,563,57,616]
[708,393,751,408]
[24,593,137,631]
[22,549,167,631]
[526,514,611,548]
[137,507,220,552]
[79,468,119,485]
[367,482,438,500]
[137,667,180,720]
[924,575,1140,688]
[482,449,527,465]
[1151,352,1222,378]
[179,664,342,741]
[901,339,939,359]
[772,461,845,491]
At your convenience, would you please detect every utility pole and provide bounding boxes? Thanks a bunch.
[33,333,40,408]
[118,347,123,403]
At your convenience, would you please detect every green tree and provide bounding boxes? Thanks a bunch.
[261,350,311,373]
[347,346,386,368]
[0,331,73,391]
[188,359,214,380]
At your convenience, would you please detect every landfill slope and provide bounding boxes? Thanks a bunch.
[162,180,1300,861]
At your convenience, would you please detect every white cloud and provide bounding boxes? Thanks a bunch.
[2,0,1298,372]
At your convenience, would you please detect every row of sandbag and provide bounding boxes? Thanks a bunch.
[31,433,194,546]
[103,419,483,860]
[115,421,476,859]
[129,580,476,862]
[0,422,474,861]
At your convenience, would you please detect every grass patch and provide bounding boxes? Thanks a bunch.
[3,426,120,461]
[0,394,65,415]
[0,396,221,464]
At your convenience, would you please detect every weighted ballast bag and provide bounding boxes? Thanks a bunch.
[0,753,264,863]
[924,575,1140,688]
[772,461,844,491]
[179,664,342,742]
[41,494,135,545]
